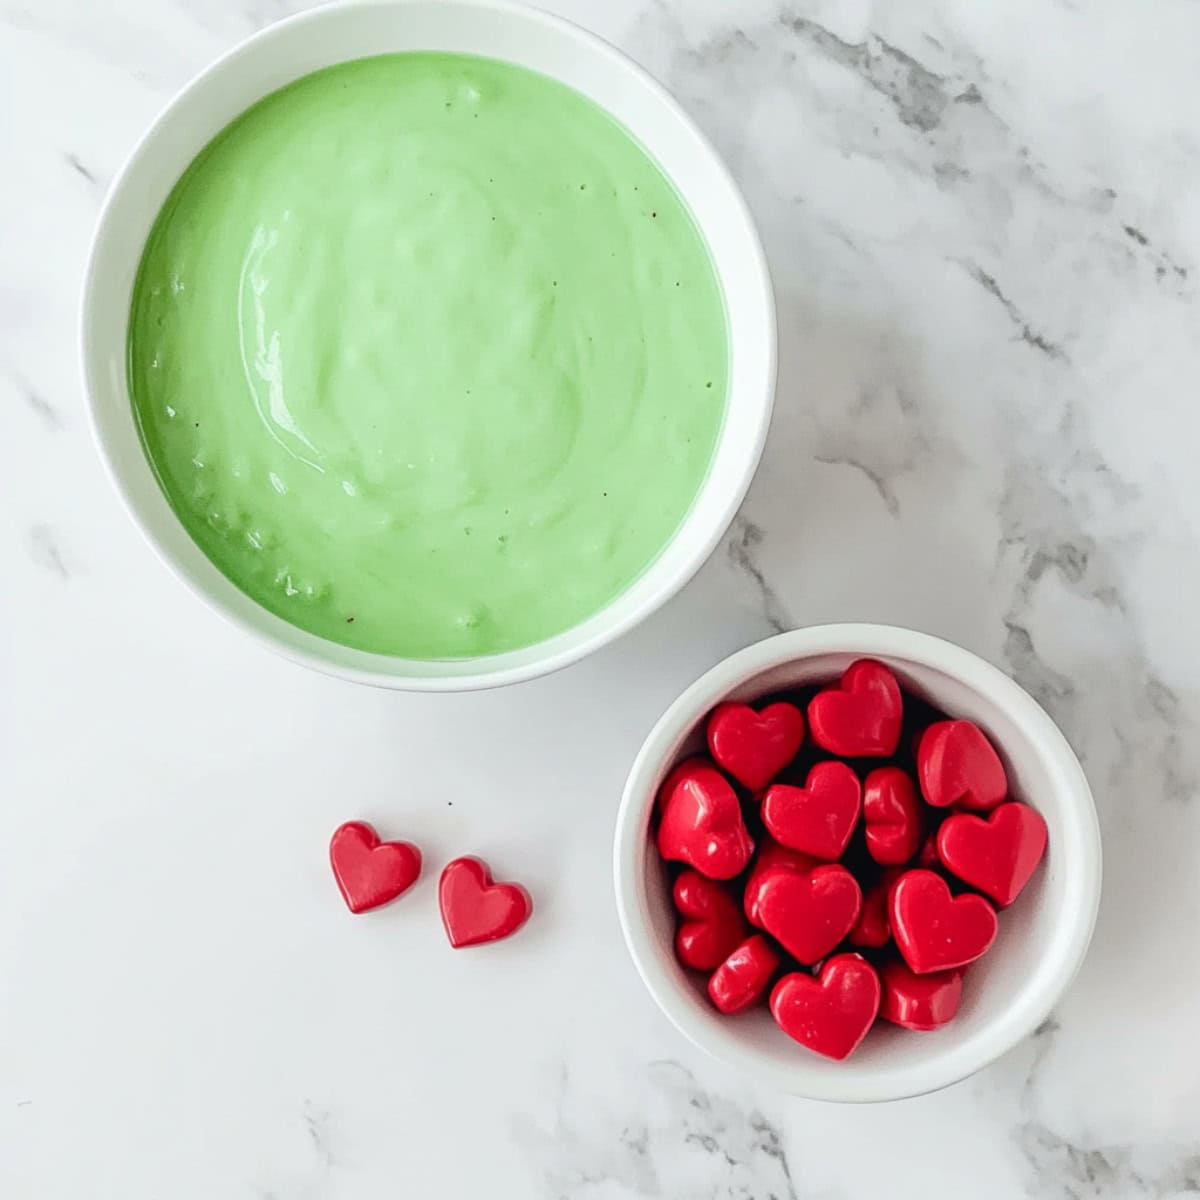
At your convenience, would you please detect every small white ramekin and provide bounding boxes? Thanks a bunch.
[614,624,1102,1102]
[80,0,775,691]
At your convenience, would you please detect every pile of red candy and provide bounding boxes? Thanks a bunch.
[655,659,1048,1061]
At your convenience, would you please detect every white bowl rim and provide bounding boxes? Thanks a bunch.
[79,0,777,692]
[613,623,1103,1102]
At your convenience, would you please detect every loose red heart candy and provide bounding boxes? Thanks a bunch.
[879,960,963,1031]
[438,856,533,948]
[751,863,862,964]
[862,766,922,865]
[329,821,422,914]
[770,954,881,1060]
[656,759,754,880]
[890,869,998,974]
[707,934,782,1014]
[918,720,1007,810]
[937,801,1048,907]
[762,761,862,861]
[673,870,748,971]
[707,701,805,792]
[807,659,903,757]
[743,838,820,925]
[848,873,896,949]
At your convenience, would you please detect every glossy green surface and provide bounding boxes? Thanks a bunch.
[129,53,727,657]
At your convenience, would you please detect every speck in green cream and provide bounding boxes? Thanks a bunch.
[128,53,728,658]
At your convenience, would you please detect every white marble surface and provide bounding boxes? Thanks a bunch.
[4,0,1200,1194]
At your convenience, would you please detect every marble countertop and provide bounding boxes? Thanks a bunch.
[5,0,1200,1195]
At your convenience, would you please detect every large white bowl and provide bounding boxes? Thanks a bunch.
[80,0,775,690]
[614,625,1102,1102]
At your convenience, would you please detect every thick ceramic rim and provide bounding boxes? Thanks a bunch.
[613,624,1103,1101]
[79,0,777,691]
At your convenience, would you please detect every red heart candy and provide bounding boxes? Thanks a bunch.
[707,934,781,1014]
[918,720,1007,810]
[656,758,754,880]
[439,856,532,948]
[750,863,862,964]
[879,960,963,1031]
[770,954,881,1060]
[762,761,862,861]
[808,659,903,757]
[707,701,805,792]
[848,872,898,948]
[890,869,998,974]
[743,838,820,925]
[672,870,748,971]
[329,821,422,914]
[862,766,922,865]
[937,801,1048,907]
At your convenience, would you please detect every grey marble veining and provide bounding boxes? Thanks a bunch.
[4,1,1200,1197]
[512,1061,800,1198]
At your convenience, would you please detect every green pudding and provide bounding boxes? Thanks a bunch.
[128,53,728,658]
